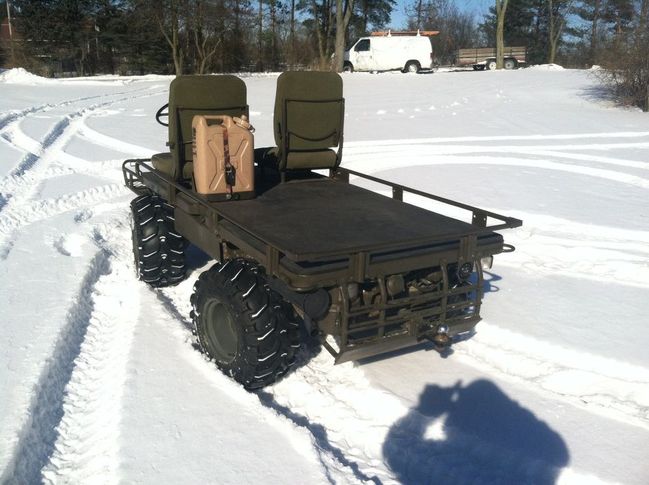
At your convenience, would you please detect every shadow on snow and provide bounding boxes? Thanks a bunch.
[383,379,569,484]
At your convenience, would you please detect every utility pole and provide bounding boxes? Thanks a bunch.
[6,0,15,66]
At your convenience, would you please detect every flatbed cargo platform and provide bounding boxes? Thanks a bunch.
[124,160,520,291]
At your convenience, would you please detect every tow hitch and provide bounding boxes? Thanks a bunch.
[424,324,452,350]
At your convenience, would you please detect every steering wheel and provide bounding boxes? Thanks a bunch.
[156,103,169,126]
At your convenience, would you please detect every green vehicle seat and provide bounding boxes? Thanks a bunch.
[152,75,249,182]
[257,71,345,172]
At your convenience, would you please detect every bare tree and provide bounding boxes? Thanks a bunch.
[495,0,508,69]
[548,0,574,63]
[148,0,187,75]
[334,0,355,71]
[290,0,296,67]
[309,0,335,69]
[640,0,649,30]
[191,1,223,74]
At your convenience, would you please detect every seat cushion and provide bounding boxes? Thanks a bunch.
[151,153,193,180]
[151,152,174,175]
[286,150,337,170]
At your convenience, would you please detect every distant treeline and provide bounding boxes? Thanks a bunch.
[1,1,648,107]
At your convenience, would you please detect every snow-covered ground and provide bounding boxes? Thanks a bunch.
[1,67,648,484]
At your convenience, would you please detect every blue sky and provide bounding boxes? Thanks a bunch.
[389,0,492,29]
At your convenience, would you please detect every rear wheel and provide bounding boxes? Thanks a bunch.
[343,62,354,73]
[130,194,187,287]
[404,61,421,73]
[191,259,301,390]
[504,58,516,70]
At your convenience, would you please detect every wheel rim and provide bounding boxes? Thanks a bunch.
[204,299,238,364]
[408,63,418,72]
[488,61,496,70]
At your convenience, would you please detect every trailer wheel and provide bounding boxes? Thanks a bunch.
[404,61,421,73]
[504,58,516,70]
[191,259,301,390]
[130,194,187,287]
[485,59,497,70]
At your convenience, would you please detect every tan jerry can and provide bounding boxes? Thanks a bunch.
[191,115,255,200]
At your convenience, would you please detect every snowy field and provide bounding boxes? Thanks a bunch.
[1,66,648,484]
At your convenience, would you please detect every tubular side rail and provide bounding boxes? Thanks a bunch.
[332,167,523,232]
[124,158,213,210]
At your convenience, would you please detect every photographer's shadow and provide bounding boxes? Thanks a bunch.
[383,380,569,484]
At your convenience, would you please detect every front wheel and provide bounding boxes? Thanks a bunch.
[191,259,301,390]
[130,194,187,287]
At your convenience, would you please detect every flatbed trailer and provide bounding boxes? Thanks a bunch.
[123,159,521,364]
[455,47,527,70]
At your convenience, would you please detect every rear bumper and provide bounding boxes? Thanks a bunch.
[323,261,487,364]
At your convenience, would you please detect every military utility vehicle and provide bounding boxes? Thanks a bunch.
[123,72,521,389]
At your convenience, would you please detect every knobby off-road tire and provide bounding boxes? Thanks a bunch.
[130,194,188,287]
[191,259,301,390]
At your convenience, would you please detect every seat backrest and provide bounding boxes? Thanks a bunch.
[168,75,248,180]
[273,71,344,171]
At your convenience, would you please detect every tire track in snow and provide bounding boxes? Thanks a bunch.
[477,212,649,288]
[0,184,129,260]
[1,250,111,484]
[344,130,649,147]
[0,184,127,238]
[1,224,140,485]
[154,279,381,484]
[0,87,162,196]
[260,346,553,484]
[0,85,157,132]
[344,132,649,193]
[41,225,140,484]
[454,324,649,428]
[75,121,156,158]
[346,153,649,190]
[261,332,649,484]
[0,89,163,258]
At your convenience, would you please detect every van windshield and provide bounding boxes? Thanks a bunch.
[346,39,359,51]
[354,39,370,52]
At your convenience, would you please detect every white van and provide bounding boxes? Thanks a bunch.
[343,34,433,73]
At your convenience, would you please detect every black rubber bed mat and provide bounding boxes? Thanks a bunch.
[216,178,499,261]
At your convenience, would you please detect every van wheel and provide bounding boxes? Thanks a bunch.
[504,58,516,70]
[130,194,187,287]
[404,61,420,73]
[191,258,301,390]
[343,62,354,73]
[485,59,497,70]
